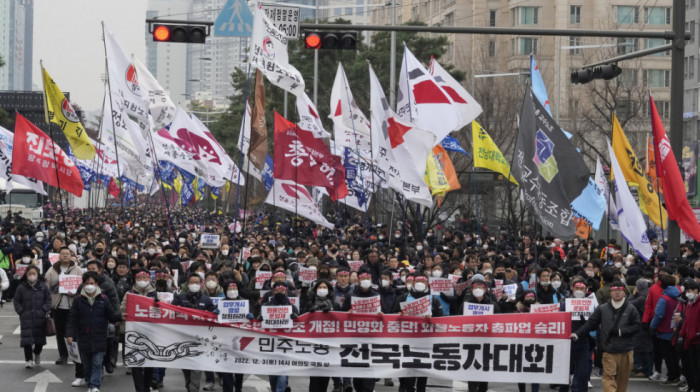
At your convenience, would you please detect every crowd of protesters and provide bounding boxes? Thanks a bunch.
[0,206,699,392]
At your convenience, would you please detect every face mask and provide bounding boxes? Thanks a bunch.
[400,275,407,283]
[426,233,433,238]
[381,279,390,288]
[551,281,562,290]
[586,270,595,277]
[27,275,37,283]
[686,293,697,301]
[416,245,423,251]
[414,282,427,292]
[136,280,150,289]
[197,272,205,279]
[317,288,329,298]
[540,281,550,287]
[482,244,489,250]
[432,270,442,278]
[472,288,485,297]
[378,235,385,240]
[22,256,31,263]
[495,273,506,280]
[274,292,286,301]
[625,261,632,268]
[221,250,229,256]
[360,280,372,289]
[530,273,536,281]
[179,238,186,244]
[614,262,622,269]
[394,234,401,239]
[525,299,536,305]
[111,251,118,258]
[227,290,238,299]
[205,280,218,290]
[188,284,201,293]
[573,290,586,298]
[155,234,161,239]
[406,282,413,291]
[146,249,155,256]
[84,285,96,294]
[80,242,87,248]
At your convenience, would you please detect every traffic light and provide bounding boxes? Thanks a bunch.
[304,31,357,50]
[571,64,622,84]
[148,20,211,44]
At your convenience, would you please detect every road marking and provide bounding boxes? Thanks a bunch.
[13,325,20,334]
[24,369,61,392]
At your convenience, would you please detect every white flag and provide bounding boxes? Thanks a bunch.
[249,7,305,96]
[429,58,482,131]
[151,128,213,183]
[595,156,619,230]
[607,140,652,260]
[190,113,241,183]
[237,100,252,156]
[397,45,462,145]
[316,186,371,213]
[265,180,333,229]
[133,57,176,132]
[93,140,120,179]
[0,126,47,195]
[329,63,371,149]
[296,92,330,139]
[370,64,433,207]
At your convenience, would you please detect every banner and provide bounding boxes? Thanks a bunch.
[262,305,293,329]
[250,69,269,170]
[462,303,494,316]
[350,295,381,314]
[296,92,330,139]
[428,58,482,132]
[472,121,518,185]
[428,277,454,295]
[399,296,431,317]
[265,180,334,229]
[133,57,176,132]
[0,126,47,195]
[329,63,371,148]
[565,296,597,320]
[200,234,221,249]
[59,274,82,294]
[125,294,571,383]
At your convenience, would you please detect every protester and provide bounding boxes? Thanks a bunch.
[13,264,51,368]
[650,273,683,385]
[121,270,156,392]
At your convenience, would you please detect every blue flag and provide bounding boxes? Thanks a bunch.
[66,144,94,190]
[179,169,196,206]
[158,161,178,186]
[344,148,367,207]
[440,135,469,155]
[262,155,274,192]
[530,55,573,139]
[570,178,606,231]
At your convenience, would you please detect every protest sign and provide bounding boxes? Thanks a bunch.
[262,305,293,329]
[48,253,60,265]
[492,280,504,298]
[289,296,299,310]
[448,274,461,284]
[125,294,571,384]
[65,338,82,363]
[255,270,272,289]
[298,266,318,284]
[565,297,597,320]
[59,274,83,294]
[14,263,28,279]
[200,233,221,249]
[157,292,174,304]
[218,300,250,323]
[180,260,192,271]
[454,281,470,295]
[503,284,518,301]
[348,260,363,272]
[531,304,561,313]
[210,298,220,307]
[463,303,494,316]
[399,296,431,317]
[351,295,381,314]
[429,277,454,295]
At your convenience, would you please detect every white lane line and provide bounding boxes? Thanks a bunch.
[13,325,20,334]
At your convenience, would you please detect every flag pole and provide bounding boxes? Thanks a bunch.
[242,158,252,231]
[649,112,667,259]
[39,61,67,231]
[232,64,253,253]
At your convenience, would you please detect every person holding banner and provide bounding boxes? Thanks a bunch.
[571,281,641,392]
[560,277,596,392]
[13,264,51,369]
[120,270,156,392]
[301,280,339,392]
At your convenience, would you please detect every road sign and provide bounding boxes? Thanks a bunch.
[261,4,300,39]
[214,0,254,37]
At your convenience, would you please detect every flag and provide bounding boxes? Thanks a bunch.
[570,178,607,231]
[262,155,274,191]
[612,114,667,228]
[273,112,342,188]
[429,57,482,131]
[265,180,333,228]
[511,89,589,238]
[607,139,653,260]
[0,126,47,195]
[237,100,252,156]
[343,148,368,209]
[650,94,700,241]
[574,217,592,239]
[594,156,619,230]
[529,56,573,139]
[440,135,469,155]
[190,112,242,183]
[645,135,662,194]
[369,64,434,207]
[108,177,120,198]
[425,151,450,196]
[65,145,95,191]
[41,66,95,160]
[133,57,176,132]
[152,127,211,183]
[329,63,372,150]
[12,113,84,197]
[325,155,349,201]
[157,161,178,187]
[249,69,268,170]
[296,92,330,139]
[471,121,518,185]
[397,45,462,144]
[249,7,305,96]
[179,169,196,206]
[433,145,460,192]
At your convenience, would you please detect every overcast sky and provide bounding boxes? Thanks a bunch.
[32,0,148,114]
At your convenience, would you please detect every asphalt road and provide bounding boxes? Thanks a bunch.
[0,302,683,392]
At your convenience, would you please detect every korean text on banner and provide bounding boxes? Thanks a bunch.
[262,305,293,329]
[298,266,317,284]
[200,234,221,249]
[124,294,571,384]
[463,303,494,316]
[59,274,83,294]
[530,304,561,313]
[428,277,454,295]
[399,296,431,317]
[351,295,381,314]
[255,270,272,290]
[218,300,250,324]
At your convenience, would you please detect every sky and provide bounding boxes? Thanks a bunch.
[32,0,148,114]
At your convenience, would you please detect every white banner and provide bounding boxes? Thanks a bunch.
[265,180,334,229]
[262,305,293,329]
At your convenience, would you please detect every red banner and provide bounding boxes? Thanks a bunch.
[12,113,83,196]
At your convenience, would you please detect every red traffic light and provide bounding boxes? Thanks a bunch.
[305,33,322,49]
[153,25,171,41]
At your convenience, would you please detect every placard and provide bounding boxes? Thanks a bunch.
[448,274,461,284]
[261,305,293,329]
[429,277,454,295]
[48,253,60,265]
[14,263,28,278]
[503,284,519,301]
[58,274,83,294]
[348,260,363,272]
[463,303,494,316]
[531,304,560,313]
[455,281,470,295]
[289,296,299,310]
[157,292,174,304]
[492,279,504,298]
[255,270,272,289]
[565,297,597,320]
[65,338,81,363]
[217,300,250,323]
[298,266,317,284]
[200,233,221,249]
[180,260,192,271]
[351,295,381,314]
[400,295,431,317]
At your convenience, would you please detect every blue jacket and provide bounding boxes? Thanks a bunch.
[650,285,680,341]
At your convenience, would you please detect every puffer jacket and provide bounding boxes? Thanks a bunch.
[574,298,641,353]
[44,261,83,309]
[67,288,121,353]
[650,285,681,341]
[13,280,51,346]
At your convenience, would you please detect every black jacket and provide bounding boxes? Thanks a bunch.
[341,285,380,312]
[574,299,641,354]
[13,280,51,346]
[67,293,121,353]
[172,291,217,312]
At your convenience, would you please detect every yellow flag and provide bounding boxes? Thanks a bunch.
[424,152,451,196]
[611,114,667,228]
[42,66,95,160]
[472,121,518,185]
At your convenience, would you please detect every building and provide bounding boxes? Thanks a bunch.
[685,0,699,143]
[0,0,34,91]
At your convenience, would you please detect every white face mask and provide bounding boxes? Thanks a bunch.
[227,290,238,299]
[416,246,423,251]
[432,270,442,278]
[21,256,31,263]
[111,251,118,258]
[400,275,407,283]
[686,293,697,302]
[80,242,87,248]
[27,275,37,283]
[573,290,586,298]
[586,270,595,277]
[136,280,150,289]
[188,283,201,293]
[205,280,218,290]
[540,281,550,287]
[317,288,329,298]
[625,261,632,268]
[179,238,186,244]
[472,288,485,298]
[197,272,205,279]
[551,281,561,290]
[84,285,96,294]
[221,250,229,256]
[394,234,401,239]
[406,282,413,291]
[614,262,622,268]
[414,282,427,292]
[360,280,372,289]
[381,279,390,288]
[148,249,156,255]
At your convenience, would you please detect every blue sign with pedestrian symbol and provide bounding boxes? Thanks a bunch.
[214,0,253,37]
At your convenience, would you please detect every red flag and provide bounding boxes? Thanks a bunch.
[12,113,83,197]
[108,178,121,198]
[273,111,345,189]
[325,155,348,201]
[650,94,700,241]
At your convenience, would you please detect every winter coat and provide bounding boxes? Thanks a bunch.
[119,283,156,334]
[67,290,121,353]
[574,298,641,354]
[629,288,653,353]
[650,285,681,341]
[642,281,664,323]
[172,291,217,312]
[0,268,8,292]
[340,285,380,312]
[13,280,51,346]
[679,298,700,349]
[44,261,83,309]
[378,286,398,314]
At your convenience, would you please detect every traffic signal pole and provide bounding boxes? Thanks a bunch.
[301,0,689,257]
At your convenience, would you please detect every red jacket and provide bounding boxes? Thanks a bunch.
[679,299,700,348]
[643,281,664,323]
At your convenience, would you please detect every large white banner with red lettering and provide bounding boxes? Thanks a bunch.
[124,294,570,383]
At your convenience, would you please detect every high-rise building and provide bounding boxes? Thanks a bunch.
[684,0,700,143]
[0,0,33,91]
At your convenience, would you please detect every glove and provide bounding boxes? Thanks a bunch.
[153,298,160,306]
[308,307,316,313]
[245,313,255,320]
[322,305,330,313]
[439,292,448,300]
[610,329,620,337]
[290,313,298,320]
[256,315,263,321]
